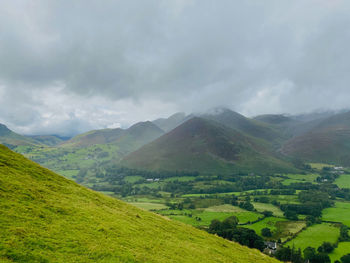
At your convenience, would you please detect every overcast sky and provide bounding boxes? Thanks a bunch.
[0,0,349,136]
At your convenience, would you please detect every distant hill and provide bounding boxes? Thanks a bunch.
[28,135,66,146]
[153,112,191,132]
[0,145,278,263]
[282,111,350,166]
[0,123,40,148]
[13,121,165,184]
[62,121,164,153]
[122,117,296,174]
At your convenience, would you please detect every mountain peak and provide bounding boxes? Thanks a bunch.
[0,123,11,136]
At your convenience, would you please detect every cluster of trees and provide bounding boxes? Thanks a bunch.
[208,216,265,251]
[280,190,333,219]
[275,245,333,263]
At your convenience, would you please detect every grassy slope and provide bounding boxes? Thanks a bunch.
[285,223,339,253]
[122,117,296,174]
[0,145,279,263]
[0,124,40,148]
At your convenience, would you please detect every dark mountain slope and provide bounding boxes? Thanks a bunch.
[201,108,285,144]
[282,111,350,166]
[153,112,191,132]
[122,117,296,174]
[0,145,278,263]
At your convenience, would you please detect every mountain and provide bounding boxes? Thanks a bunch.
[63,121,164,152]
[0,145,278,263]
[282,111,350,166]
[0,123,40,148]
[153,112,190,132]
[28,135,66,146]
[200,108,285,144]
[122,117,296,174]
[13,121,165,184]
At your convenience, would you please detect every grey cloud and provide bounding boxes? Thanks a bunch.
[0,0,350,135]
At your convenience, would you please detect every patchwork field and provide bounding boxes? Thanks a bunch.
[285,223,339,253]
[251,202,284,217]
[322,201,350,227]
[329,242,350,262]
[335,174,350,189]
[130,202,168,210]
[157,205,262,227]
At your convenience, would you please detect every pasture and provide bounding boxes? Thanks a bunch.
[335,174,350,189]
[322,201,350,227]
[285,223,339,253]
[329,242,350,262]
[251,202,284,217]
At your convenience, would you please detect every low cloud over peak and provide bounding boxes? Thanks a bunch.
[1,0,350,136]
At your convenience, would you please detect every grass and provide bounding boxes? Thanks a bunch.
[0,145,278,263]
[251,202,284,217]
[164,176,196,182]
[129,202,168,210]
[245,217,286,236]
[157,205,262,227]
[285,223,339,253]
[329,242,350,262]
[323,201,350,226]
[309,163,335,170]
[124,176,144,183]
[281,174,318,186]
[335,174,350,189]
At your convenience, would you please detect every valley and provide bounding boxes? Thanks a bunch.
[2,108,350,262]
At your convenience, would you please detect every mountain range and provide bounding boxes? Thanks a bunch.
[1,108,350,180]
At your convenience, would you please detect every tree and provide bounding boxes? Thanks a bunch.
[341,254,350,263]
[275,247,292,262]
[262,210,273,217]
[340,225,350,241]
[284,210,298,220]
[304,247,316,261]
[312,253,330,263]
[317,242,334,253]
[261,227,272,237]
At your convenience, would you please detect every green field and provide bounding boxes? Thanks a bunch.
[130,202,168,210]
[281,173,318,186]
[329,242,350,262]
[157,205,262,227]
[245,218,306,242]
[264,194,300,204]
[335,174,350,188]
[245,217,286,236]
[309,163,335,170]
[251,202,284,217]
[323,202,350,226]
[164,176,196,182]
[285,223,339,253]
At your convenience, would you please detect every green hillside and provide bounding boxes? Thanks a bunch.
[29,135,66,146]
[0,124,40,148]
[13,121,164,185]
[122,117,297,174]
[0,144,279,263]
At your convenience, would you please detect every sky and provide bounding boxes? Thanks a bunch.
[0,0,349,136]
